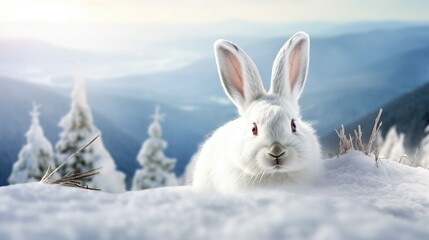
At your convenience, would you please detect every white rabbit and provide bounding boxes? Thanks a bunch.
[192,32,322,193]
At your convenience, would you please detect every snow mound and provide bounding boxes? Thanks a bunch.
[1,151,429,240]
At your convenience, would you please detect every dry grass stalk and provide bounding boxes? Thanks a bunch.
[348,134,354,150]
[374,147,381,167]
[396,148,419,167]
[335,124,352,155]
[335,108,383,159]
[50,168,101,190]
[40,134,101,191]
[366,109,383,155]
[410,148,419,167]
[354,125,365,152]
[399,154,409,164]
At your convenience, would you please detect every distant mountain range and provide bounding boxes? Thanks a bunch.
[322,81,429,155]
[93,26,429,137]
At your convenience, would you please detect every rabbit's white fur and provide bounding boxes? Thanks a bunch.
[192,32,322,193]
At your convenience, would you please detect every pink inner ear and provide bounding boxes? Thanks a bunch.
[288,42,302,90]
[225,51,244,97]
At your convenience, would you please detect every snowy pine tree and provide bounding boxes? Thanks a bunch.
[379,126,407,163]
[132,106,177,190]
[418,125,429,168]
[8,103,56,184]
[55,67,126,192]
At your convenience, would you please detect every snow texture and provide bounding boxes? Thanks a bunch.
[1,151,429,240]
[132,106,177,190]
[8,103,56,184]
[54,67,126,193]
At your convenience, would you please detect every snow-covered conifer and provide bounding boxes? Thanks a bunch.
[132,106,177,190]
[418,125,429,168]
[379,126,407,163]
[55,67,126,192]
[8,103,56,184]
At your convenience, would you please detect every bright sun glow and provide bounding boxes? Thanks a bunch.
[0,1,88,24]
[1,0,429,25]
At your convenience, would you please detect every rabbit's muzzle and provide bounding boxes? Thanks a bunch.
[267,142,288,167]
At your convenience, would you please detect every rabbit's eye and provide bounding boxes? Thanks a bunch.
[252,122,258,136]
[291,119,297,133]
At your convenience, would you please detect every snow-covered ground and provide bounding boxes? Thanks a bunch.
[1,151,429,240]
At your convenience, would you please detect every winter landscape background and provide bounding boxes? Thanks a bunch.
[1,0,429,238]
[1,22,429,187]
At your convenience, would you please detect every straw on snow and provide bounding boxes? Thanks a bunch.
[40,134,101,191]
[335,109,383,157]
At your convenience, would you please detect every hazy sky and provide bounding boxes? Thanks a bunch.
[0,0,428,83]
[1,0,428,24]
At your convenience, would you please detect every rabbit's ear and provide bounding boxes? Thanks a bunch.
[214,39,265,112]
[269,32,310,103]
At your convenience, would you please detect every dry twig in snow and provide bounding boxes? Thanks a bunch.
[366,109,383,155]
[335,125,352,155]
[354,125,365,152]
[410,148,420,167]
[374,147,381,167]
[40,134,101,191]
[335,109,383,159]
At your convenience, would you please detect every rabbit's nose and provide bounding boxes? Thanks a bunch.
[268,142,287,158]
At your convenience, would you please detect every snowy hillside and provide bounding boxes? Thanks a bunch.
[322,81,429,153]
[1,151,429,239]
